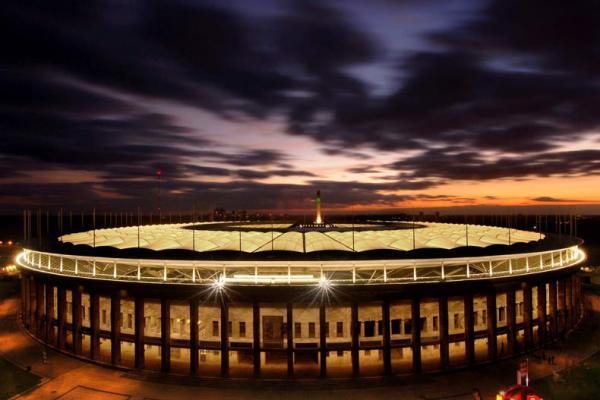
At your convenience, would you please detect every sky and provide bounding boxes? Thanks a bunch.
[1,0,600,214]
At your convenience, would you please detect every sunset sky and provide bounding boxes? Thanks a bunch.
[2,0,599,214]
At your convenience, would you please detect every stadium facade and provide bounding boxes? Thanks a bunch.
[17,218,585,379]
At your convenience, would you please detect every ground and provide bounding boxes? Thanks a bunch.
[0,280,41,399]
[536,350,600,399]
[1,276,600,400]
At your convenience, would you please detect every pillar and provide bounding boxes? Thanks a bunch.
[35,281,44,338]
[161,297,170,373]
[573,275,581,322]
[351,302,359,377]
[110,290,121,365]
[220,300,229,377]
[135,296,145,369]
[486,291,497,360]
[522,282,532,350]
[189,298,198,374]
[411,297,422,373]
[548,281,558,338]
[506,288,516,354]
[566,277,573,328]
[572,275,579,323]
[45,284,54,343]
[319,303,327,378]
[382,300,391,376]
[439,295,449,368]
[536,284,546,345]
[464,293,475,364]
[28,277,36,330]
[90,292,100,360]
[286,303,293,377]
[557,279,566,334]
[57,287,66,349]
[21,278,29,328]
[72,286,82,355]
[253,302,261,377]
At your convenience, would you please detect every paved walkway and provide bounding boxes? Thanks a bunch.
[2,293,599,400]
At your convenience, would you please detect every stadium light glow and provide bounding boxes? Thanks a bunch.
[318,275,331,289]
[213,274,226,290]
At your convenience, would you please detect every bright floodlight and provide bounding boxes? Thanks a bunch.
[213,274,226,290]
[318,275,331,289]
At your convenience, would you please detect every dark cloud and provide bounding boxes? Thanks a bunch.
[234,169,316,180]
[287,0,600,182]
[347,165,383,174]
[1,0,599,212]
[389,148,600,181]
[0,178,456,213]
[0,0,380,194]
[531,197,582,203]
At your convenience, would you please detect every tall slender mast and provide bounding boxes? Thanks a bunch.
[315,190,322,224]
[157,169,162,223]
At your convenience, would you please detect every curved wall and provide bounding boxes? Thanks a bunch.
[19,252,584,379]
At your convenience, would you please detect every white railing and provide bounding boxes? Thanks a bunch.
[16,245,585,287]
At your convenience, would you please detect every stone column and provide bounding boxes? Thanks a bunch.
[486,291,497,360]
[351,302,359,377]
[35,280,44,338]
[110,290,121,365]
[45,284,54,343]
[566,277,573,328]
[253,302,261,377]
[573,275,581,322]
[319,303,327,378]
[72,286,82,355]
[382,300,392,376]
[548,281,558,339]
[464,293,475,364]
[57,287,66,349]
[286,303,293,377]
[557,279,566,334]
[28,277,36,330]
[522,282,532,350]
[536,284,546,345]
[411,297,422,373]
[220,300,229,377]
[21,277,29,328]
[135,296,145,369]
[189,298,198,374]
[506,288,516,354]
[160,297,170,373]
[90,292,100,360]
[439,295,449,368]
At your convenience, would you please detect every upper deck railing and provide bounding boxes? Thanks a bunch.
[16,244,586,287]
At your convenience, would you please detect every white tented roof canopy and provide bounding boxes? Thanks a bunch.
[59,222,543,254]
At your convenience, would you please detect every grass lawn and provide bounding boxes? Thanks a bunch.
[0,277,42,399]
[0,357,41,400]
[535,350,600,399]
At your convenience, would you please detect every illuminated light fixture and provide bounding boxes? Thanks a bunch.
[213,274,226,290]
[318,275,331,289]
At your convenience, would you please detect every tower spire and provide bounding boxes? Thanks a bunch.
[315,190,323,224]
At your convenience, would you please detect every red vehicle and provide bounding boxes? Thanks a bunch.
[496,384,543,400]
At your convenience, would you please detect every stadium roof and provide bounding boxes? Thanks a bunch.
[59,222,543,253]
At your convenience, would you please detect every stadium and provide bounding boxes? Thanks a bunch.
[16,196,586,379]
